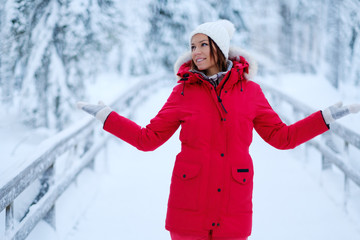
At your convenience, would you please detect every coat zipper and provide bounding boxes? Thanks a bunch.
[216,71,231,114]
[197,71,231,115]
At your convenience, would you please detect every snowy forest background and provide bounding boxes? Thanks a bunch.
[1,0,360,131]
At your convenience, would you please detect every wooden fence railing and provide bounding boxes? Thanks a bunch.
[260,82,360,208]
[0,75,170,240]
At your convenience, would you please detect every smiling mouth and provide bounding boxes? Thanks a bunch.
[196,58,205,63]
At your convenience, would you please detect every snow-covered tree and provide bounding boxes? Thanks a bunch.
[1,0,125,130]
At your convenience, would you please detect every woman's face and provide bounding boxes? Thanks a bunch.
[191,33,219,76]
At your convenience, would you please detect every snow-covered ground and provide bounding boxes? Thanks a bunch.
[2,71,360,239]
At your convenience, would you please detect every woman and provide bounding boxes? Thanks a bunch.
[78,20,360,240]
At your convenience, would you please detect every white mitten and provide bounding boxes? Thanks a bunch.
[77,101,113,124]
[322,102,360,124]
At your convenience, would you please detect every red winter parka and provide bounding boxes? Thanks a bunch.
[103,47,329,238]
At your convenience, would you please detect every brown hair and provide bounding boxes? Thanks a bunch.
[191,36,227,74]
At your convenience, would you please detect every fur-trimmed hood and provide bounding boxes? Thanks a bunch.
[173,46,258,81]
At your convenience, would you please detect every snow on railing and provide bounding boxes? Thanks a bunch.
[260,82,360,209]
[0,74,170,240]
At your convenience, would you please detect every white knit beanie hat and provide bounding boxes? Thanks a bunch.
[190,19,235,59]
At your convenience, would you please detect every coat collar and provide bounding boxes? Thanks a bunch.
[173,46,258,81]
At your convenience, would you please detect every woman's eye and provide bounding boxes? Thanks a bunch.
[191,46,196,51]
[201,43,208,47]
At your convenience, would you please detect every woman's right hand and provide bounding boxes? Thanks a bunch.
[77,101,113,124]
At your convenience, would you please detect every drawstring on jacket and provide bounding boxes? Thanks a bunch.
[180,73,189,96]
[217,96,228,114]
[237,68,243,92]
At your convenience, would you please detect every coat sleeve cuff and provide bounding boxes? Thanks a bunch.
[320,110,330,129]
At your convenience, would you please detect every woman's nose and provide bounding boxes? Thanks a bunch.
[193,48,201,55]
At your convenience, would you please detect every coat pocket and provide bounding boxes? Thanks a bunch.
[228,166,254,215]
[168,161,202,211]
[232,168,250,184]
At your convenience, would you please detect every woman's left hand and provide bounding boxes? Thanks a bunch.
[322,102,360,124]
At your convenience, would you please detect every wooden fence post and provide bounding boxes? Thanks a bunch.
[5,202,14,237]
[85,130,95,171]
[344,175,350,211]
[343,141,350,211]
[41,164,56,229]
[43,205,56,230]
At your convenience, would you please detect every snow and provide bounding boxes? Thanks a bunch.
[0,115,56,183]
[9,80,356,240]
